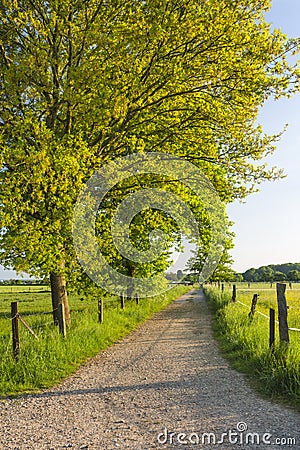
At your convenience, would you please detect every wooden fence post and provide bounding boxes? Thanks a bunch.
[135,293,139,305]
[98,298,103,323]
[120,294,125,310]
[58,303,66,337]
[221,283,224,293]
[276,283,289,344]
[269,308,275,349]
[11,302,20,359]
[232,284,236,303]
[248,294,258,319]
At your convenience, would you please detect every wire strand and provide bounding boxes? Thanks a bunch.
[236,300,300,332]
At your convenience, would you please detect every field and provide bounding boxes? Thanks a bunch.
[232,282,300,332]
[204,283,300,410]
[0,284,192,397]
[0,285,50,294]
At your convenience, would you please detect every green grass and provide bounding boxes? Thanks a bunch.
[0,285,192,397]
[204,284,300,411]
[0,284,50,294]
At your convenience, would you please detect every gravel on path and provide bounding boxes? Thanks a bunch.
[0,289,299,450]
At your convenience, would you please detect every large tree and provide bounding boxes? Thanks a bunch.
[0,0,299,316]
[186,220,236,282]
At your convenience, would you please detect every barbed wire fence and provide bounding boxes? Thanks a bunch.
[1,291,141,359]
[227,283,300,349]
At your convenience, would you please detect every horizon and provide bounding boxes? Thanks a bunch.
[2,260,300,281]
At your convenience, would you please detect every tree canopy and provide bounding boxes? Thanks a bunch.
[0,0,299,303]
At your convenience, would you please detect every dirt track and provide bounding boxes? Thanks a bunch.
[0,289,299,449]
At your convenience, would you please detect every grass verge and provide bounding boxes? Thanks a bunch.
[0,285,191,397]
[204,286,300,412]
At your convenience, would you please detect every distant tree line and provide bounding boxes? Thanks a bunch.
[242,263,300,282]
[0,279,48,286]
[167,263,300,284]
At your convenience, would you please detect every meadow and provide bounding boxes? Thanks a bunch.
[0,284,191,397]
[204,283,300,410]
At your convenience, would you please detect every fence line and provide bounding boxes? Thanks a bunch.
[18,315,39,340]
[1,308,57,320]
[4,292,141,357]
[236,300,300,332]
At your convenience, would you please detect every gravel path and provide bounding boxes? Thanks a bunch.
[0,289,299,450]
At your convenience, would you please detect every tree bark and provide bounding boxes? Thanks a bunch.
[126,263,135,299]
[50,272,71,327]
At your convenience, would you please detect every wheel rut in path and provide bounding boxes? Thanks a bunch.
[0,289,299,449]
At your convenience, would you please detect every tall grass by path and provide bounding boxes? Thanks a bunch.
[0,285,192,397]
[204,285,300,412]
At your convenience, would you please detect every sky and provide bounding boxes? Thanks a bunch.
[228,0,300,272]
[1,1,300,279]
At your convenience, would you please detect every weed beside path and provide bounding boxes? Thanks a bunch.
[204,285,300,410]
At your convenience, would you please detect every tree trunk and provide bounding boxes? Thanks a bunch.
[50,272,71,327]
[126,263,135,299]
